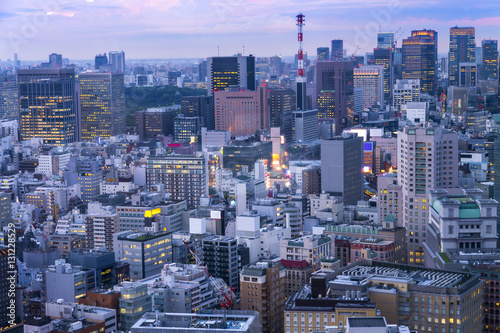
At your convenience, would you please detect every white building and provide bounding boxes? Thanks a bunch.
[393,79,420,111]
[405,102,427,124]
[353,65,384,110]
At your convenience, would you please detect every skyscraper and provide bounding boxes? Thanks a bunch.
[207,55,255,96]
[78,72,125,140]
[459,62,477,87]
[482,39,499,81]
[353,65,384,109]
[269,89,295,144]
[331,39,343,60]
[180,96,214,130]
[108,51,125,73]
[397,126,458,264]
[174,114,199,143]
[0,75,18,120]
[373,48,394,103]
[49,53,62,68]
[316,61,355,133]
[269,56,282,76]
[402,29,438,94]
[317,47,329,61]
[377,32,395,49]
[449,27,475,86]
[94,53,108,69]
[321,133,363,205]
[214,86,269,137]
[17,68,77,145]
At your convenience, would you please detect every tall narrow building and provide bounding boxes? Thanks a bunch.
[402,29,438,95]
[330,39,343,60]
[482,39,499,81]
[108,51,125,73]
[316,61,355,133]
[373,48,394,103]
[17,68,77,145]
[207,55,255,96]
[0,75,18,120]
[397,126,458,264]
[78,72,125,141]
[449,27,475,86]
[269,89,295,144]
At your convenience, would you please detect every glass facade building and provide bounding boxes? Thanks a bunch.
[449,27,475,86]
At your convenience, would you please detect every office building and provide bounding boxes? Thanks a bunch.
[393,79,420,111]
[68,249,117,289]
[65,156,104,203]
[377,32,395,49]
[449,27,475,86]
[45,259,93,302]
[317,47,329,61]
[280,259,313,299]
[280,234,333,269]
[302,166,321,194]
[202,235,239,291]
[482,39,499,81]
[180,96,214,130]
[240,259,285,333]
[327,260,483,332]
[373,48,393,103]
[207,55,255,96]
[84,203,119,252]
[117,282,152,331]
[130,311,260,333]
[49,53,63,68]
[0,193,12,230]
[402,29,438,95]
[17,68,77,145]
[353,65,384,109]
[316,61,355,133]
[425,189,498,266]
[293,109,319,144]
[108,51,125,73]
[0,75,18,120]
[78,72,125,140]
[377,174,402,223]
[135,108,175,141]
[321,134,363,205]
[113,231,172,280]
[174,114,199,143]
[405,101,427,124]
[147,154,208,208]
[214,86,269,137]
[459,62,477,87]
[269,89,294,144]
[222,140,272,174]
[397,126,458,264]
[331,40,343,60]
[94,53,108,69]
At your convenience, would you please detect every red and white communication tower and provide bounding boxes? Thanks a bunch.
[296,13,307,111]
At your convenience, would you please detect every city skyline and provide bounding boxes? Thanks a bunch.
[1,0,500,61]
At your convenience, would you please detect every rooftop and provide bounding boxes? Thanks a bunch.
[348,317,386,328]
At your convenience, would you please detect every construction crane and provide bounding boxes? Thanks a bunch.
[394,27,404,49]
[182,240,235,326]
[351,45,360,59]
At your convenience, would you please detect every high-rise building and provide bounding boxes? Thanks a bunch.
[316,61,355,133]
[207,55,255,96]
[482,40,498,81]
[459,62,477,87]
[135,108,175,141]
[180,96,214,130]
[0,193,11,230]
[353,65,384,109]
[17,68,77,145]
[269,89,294,144]
[202,235,239,291]
[393,79,420,111]
[317,47,329,61]
[402,29,438,94]
[173,114,199,143]
[373,48,394,103]
[64,156,104,203]
[240,259,285,333]
[377,32,395,49]
[94,53,108,69]
[113,231,173,280]
[449,27,475,86]
[494,114,500,229]
[293,109,319,144]
[331,40,343,60]
[0,75,18,120]
[85,203,119,252]
[321,133,363,205]
[49,53,62,68]
[146,154,208,208]
[302,166,321,194]
[214,86,269,137]
[397,126,458,264]
[270,56,282,77]
[78,72,125,140]
[108,51,125,73]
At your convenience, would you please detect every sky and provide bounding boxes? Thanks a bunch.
[1,0,500,62]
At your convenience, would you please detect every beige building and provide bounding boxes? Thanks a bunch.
[240,259,285,333]
[280,234,333,270]
[280,259,314,299]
